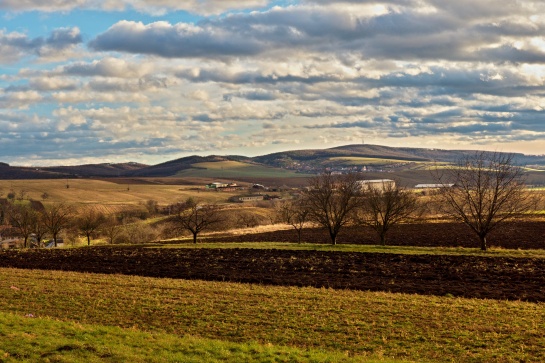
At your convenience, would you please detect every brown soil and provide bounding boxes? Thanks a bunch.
[206,220,545,249]
[1,245,545,302]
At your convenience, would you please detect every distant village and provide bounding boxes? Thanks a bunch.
[268,159,416,174]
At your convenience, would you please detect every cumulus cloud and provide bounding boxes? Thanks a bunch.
[0,27,82,63]
[62,57,154,78]
[3,0,545,163]
[90,20,263,58]
[89,3,545,64]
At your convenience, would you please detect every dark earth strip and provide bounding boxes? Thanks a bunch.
[1,246,545,302]
[205,221,545,249]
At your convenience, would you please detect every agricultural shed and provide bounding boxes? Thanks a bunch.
[415,183,455,189]
[357,179,395,191]
[231,195,265,203]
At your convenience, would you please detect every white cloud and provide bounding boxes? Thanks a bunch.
[0,27,82,64]
[0,0,269,15]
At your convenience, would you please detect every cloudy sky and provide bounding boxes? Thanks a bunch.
[1,0,545,165]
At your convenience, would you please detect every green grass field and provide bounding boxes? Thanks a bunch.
[328,157,425,166]
[1,312,375,363]
[1,267,544,362]
[175,161,304,179]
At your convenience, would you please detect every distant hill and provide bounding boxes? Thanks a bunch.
[42,162,148,177]
[0,144,544,184]
[255,144,545,166]
[0,162,148,179]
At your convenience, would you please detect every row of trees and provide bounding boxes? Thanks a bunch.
[280,172,420,246]
[279,151,537,251]
[2,203,108,247]
[2,203,164,247]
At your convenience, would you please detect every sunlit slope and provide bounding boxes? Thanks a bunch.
[0,179,235,209]
[174,160,305,179]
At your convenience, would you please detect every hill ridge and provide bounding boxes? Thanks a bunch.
[0,144,544,180]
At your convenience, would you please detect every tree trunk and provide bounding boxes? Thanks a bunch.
[193,232,198,244]
[24,236,28,249]
[297,228,302,244]
[53,234,57,247]
[480,234,487,251]
[87,234,91,246]
[380,231,386,246]
[330,231,337,245]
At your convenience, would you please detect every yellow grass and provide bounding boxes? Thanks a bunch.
[0,179,239,210]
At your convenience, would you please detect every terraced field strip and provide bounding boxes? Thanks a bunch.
[1,267,544,362]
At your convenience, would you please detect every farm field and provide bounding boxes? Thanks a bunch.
[207,220,545,250]
[2,245,545,302]
[1,267,544,362]
[0,179,240,210]
[2,175,545,361]
[328,156,427,166]
[174,160,305,179]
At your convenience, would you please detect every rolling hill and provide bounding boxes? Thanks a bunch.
[0,144,544,186]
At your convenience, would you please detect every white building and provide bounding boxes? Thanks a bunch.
[357,179,395,191]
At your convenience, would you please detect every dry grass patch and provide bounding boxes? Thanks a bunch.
[0,179,238,207]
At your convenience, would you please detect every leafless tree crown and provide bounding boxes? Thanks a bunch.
[433,151,536,251]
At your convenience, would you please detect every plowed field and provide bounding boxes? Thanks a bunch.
[207,220,545,249]
[2,246,545,302]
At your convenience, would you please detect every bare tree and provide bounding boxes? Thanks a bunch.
[76,208,106,246]
[144,199,159,215]
[276,198,310,243]
[304,172,362,245]
[171,198,223,244]
[433,151,537,251]
[102,216,123,244]
[358,181,420,246]
[32,213,48,247]
[41,203,73,247]
[6,203,37,248]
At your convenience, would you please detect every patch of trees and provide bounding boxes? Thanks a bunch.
[275,152,538,251]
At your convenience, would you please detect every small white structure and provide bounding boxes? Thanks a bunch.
[235,195,265,202]
[415,183,454,189]
[357,179,395,191]
[206,182,228,189]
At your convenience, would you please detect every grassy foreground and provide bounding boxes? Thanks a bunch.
[1,268,544,362]
[0,312,375,363]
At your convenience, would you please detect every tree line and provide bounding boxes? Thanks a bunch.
[278,151,538,251]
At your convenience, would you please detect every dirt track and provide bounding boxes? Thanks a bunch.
[1,246,545,302]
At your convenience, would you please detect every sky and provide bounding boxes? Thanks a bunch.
[1,0,545,166]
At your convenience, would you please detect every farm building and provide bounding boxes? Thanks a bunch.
[206,182,228,189]
[230,195,265,203]
[205,182,242,191]
[415,183,455,189]
[357,179,395,191]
